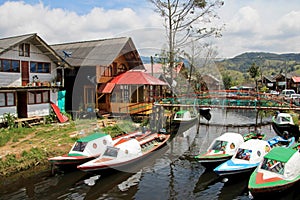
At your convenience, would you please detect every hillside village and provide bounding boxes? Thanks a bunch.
[1,33,300,126]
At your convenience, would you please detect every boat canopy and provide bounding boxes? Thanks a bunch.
[264,147,296,163]
[274,113,295,125]
[260,146,300,180]
[68,132,113,156]
[234,139,270,163]
[77,132,108,142]
[208,132,244,155]
[114,138,143,157]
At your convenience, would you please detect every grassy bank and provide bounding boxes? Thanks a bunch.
[0,118,140,178]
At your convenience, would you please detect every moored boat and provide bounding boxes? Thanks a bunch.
[48,132,114,167]
[213,139,271,176]
[271,112,300,140]
[194,132,244,167]
[172,109,198,125]
[242,130,266,141]
[48,130,152,168]
[248,144,300,197]
[77,132,170,172]
[267,135,295,148]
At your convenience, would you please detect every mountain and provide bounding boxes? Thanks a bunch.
[217,52,300,75]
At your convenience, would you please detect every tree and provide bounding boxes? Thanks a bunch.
[149,0,224,95]
[248,63,260,92]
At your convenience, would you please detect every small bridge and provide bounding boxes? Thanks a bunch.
[155,90,300,111]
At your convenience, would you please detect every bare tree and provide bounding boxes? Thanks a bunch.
[149,0,224,95]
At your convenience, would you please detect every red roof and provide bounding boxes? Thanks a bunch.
[98,83,116,93]
[292,76,300,83]
[110,71,168,85]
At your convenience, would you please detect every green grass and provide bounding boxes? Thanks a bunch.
[0,118,143,177]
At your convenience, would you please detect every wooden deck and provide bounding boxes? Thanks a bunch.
[15,116,44,127]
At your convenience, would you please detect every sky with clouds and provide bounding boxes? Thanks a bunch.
[0,0,300,58]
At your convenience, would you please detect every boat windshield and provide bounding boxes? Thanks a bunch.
[235,148,252,161]
[261,158,285,175]
[72,142,87,152]
[103,146,119,158]
[211,140,228,151]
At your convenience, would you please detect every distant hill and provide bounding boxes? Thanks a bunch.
[141,52,300,77]
[217,52,300,76]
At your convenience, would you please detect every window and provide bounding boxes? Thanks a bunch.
[103,146,119,157]
[261,158,285,175]
[72,142,87,152]
[0,59,20,72]
[19,43,30,57]
[118,64,127,74]
[28,91,50,104]
[30,62,50,73]
[211,140,228,151]
[235,148,252,161]
[0,92,16,107]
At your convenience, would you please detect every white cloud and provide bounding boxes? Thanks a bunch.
[1,0,300,59]
[226,6,260,36]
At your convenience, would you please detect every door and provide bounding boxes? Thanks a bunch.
[17,91,28,118]
[21,61,29,86]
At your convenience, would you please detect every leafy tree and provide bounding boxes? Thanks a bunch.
[248,63,260,92]
[222,73,232,90]
[149,0,224,95]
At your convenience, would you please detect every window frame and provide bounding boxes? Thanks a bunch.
[30,61,51,73]
[0,92,16,107]
[0,59,20,73]
[19,43,30,57]
[28,90,50,104]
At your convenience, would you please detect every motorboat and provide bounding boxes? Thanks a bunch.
[48,132,114,168]
[77,132,170,172]
[172,109,198,124]
[213,139,271,176]
[248,144,300,197]
[194,132,244,167]
[272,112,300,140]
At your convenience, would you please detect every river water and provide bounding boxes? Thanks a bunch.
[1,109,300,200]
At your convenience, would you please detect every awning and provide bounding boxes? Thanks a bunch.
[292,76,300,83]
[98,83,115,93]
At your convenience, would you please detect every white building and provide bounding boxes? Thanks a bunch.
[0,33,70,121]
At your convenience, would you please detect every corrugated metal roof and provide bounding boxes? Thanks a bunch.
[51,37,143,68]
[98,83,116,93]
[110,70,168,85]
[292,76,300,83]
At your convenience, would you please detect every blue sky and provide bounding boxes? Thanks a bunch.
[0,0,300,58]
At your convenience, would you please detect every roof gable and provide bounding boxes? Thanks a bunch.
[51,37,143,68]
[0,33,36,54]
[0,33,70,67]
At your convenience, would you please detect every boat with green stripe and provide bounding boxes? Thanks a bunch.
[248,143,300,197]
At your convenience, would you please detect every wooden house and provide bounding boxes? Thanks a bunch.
[0,33,69,122]
[51,37,167,116]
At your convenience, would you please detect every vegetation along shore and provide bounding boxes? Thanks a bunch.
[0,117,142,183]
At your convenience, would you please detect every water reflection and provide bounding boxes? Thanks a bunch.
[1,109,299,200]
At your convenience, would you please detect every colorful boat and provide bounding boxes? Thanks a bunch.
[194,132,244,167]
[48,132,114,167]
[248,144,300,197]
[213,139,271,176]
[267,135,295,148]
[271,112,300,140]
[77,132,170,172]
[48,130,151,168]
[172,109,198,125]
[242,130,266,141]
